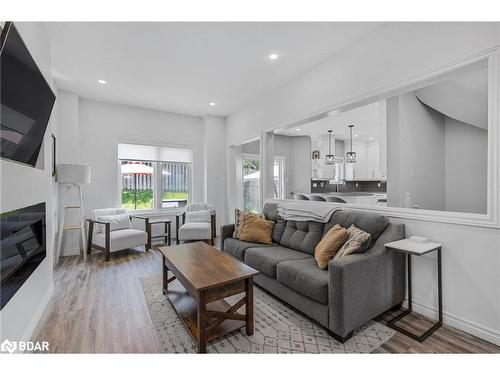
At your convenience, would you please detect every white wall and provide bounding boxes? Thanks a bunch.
[54,94,211,252]
[288,136,311,195]
[387,92,446,210]
[225,23,500,344]
[387,94,488,214]
[445,117,487,213]
[203,115,227,228]
[0,23,55,344]
[78,99,204,214]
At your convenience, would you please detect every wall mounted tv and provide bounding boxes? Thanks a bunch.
[0,22,56,167]
[1,202,46,310]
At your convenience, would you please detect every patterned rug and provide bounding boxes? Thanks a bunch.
[140,275,395,353]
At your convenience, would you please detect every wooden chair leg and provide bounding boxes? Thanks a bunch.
[105,223,110,262]
[146,220,151,251]
[86,220,93,255]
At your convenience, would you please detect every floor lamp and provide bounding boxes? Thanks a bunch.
[56,164,91,262]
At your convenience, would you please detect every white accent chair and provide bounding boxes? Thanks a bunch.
[176,203,216,246]
[86,208,151,261]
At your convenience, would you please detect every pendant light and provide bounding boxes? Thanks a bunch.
[346,124,356,163]
[325,130,335,165]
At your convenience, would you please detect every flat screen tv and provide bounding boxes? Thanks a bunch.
[0,22,56,167]
[0,202,46,310]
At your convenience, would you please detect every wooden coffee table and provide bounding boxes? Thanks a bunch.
[159,241,259,353]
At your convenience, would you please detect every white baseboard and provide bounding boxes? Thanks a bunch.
[408,300,500,346]
[22,281,54,344]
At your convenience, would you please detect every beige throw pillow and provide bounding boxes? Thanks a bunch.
[314,224,348,270]
[232,209,262,239]
[239,216,274,245]
[334,225,372,259]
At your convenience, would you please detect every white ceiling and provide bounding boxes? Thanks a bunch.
[276,101,383,142]
[48,22,383,117]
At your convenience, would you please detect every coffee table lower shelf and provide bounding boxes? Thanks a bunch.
[165,280,247,348]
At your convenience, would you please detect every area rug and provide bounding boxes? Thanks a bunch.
[140,275,395,353]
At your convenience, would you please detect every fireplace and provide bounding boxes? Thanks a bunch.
[0,202,46,310]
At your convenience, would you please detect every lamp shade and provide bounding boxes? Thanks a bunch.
[56,164,91,184]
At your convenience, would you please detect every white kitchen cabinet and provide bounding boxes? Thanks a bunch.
[366,141,380,179]
[353,143,367,178]
[345,141,384,180]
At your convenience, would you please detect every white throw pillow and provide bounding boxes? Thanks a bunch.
[185,210,211,224]
[97,213,132,231]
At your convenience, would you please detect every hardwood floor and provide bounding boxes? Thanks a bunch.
[33,248,164,353]
[33,245,500,354]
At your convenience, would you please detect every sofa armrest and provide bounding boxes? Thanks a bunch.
[327,223,406,338]
[219,224,235,251]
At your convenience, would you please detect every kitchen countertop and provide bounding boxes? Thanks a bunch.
[304,192,387,197]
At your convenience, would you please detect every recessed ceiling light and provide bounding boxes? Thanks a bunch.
[209,102,216,106]
[98,79,106,84]
[370,137,374,140]
[354,134,359,138]
[296,128,301,131]
[269,53,278,60]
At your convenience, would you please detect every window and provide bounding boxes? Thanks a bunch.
[121,160,154,210]
[160,162,192,208]
[118,143,193,211]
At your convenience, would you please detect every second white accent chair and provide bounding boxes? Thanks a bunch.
[176,203,216,246]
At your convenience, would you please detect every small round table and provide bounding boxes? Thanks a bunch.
[384,238,442,342]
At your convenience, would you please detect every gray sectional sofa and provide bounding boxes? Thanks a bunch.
[220,202,406,342]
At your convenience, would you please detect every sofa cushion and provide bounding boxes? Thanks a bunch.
[97,213,132,232]
[92,208,127,233]
[232,209,263,239]
[262,203,287,243]
[314,224,348,269]
[245,246,312,278]
[223,238,275,260]
[178,222,211,240]
[185,209,211,223]
[93,229,147,252]
[277,258,329,304]
[335,225,372,258]
[323,209,389,248]
[239,216,274,244]
[279,220,325,255]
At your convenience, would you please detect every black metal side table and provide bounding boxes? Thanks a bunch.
[148,219,172,248]
[384,238,442,342]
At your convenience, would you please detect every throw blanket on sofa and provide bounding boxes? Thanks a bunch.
[277,201,339,223]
